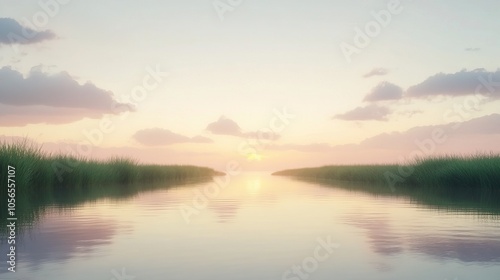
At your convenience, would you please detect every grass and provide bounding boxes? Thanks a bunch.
[0,140,221,191]
[0,140,223,235]
[272,154,500,192]
[273,154,500,216]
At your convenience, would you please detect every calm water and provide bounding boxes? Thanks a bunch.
[1,172,500,279]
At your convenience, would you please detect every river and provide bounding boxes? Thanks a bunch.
[1,172,499,279]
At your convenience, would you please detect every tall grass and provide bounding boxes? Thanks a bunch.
[0,140,221,193]
[274,164,399,184]
[272,154,500,192]
[0,140,223,236]
[405,154,500,191]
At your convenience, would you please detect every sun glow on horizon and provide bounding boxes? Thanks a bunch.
[247,153,264,161]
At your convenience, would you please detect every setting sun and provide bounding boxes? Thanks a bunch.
[247,153,263,161]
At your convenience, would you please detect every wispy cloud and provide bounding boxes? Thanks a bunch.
[205,116,280,139]
[397,110,424,118]
[0,104,118,127]
[406,69,500,98]
[0,18,56,45]
[359,114,500,149]
[269,114,500,168]
[205,116,243,137]
[334,104,391,121]
[267,143,332,153]
[364,81,403,102]
[363,68,389,78]
[133,128,213,146]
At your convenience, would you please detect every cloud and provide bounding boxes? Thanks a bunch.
[268,143,332,153]
[205,116,280,139]
[205,116,243,136]
[364,82,403,102]
[363,68,389,78]
[406,69,500,98]
[336,114,500,151]
[397,110,424,118]
[358,114,500,150]
[241,131,280,140]
[0,67,132,126]
[133,128,213,146]
[191,135,214,143]
[0,18,56,45]
[0,66,130,110]
[465,47,480,52]
[264,114,500,170]
[334,105,391,121]
[0,104,115,127]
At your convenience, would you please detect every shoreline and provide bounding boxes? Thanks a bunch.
[272,154,500,192]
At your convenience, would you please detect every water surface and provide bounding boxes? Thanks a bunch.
[1,172,500,279]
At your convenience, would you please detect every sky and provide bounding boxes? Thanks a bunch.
[0,0,499,171]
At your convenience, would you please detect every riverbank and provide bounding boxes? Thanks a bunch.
[0,141,222,191]
[272,155,500,192]
[0,141,223,235]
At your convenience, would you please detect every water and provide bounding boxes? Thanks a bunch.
[1,172,500,279]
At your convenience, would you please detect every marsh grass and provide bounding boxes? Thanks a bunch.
[273,154,500,193]
[0,140,222,236]
[273,154,500,216]
[0,140,220,191]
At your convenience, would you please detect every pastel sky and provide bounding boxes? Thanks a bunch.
[1,0,499,171]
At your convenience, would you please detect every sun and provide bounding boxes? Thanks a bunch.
[247,153,263,161]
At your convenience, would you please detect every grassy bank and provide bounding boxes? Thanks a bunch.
[273,154,500,192]
[0,140,222,192]
[0,141,223,236]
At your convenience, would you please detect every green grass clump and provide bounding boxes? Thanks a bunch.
[0,140,222,233]
[273,164,399,184]
[0,141,220,193]
[406,154,500,190]
[0,140,221,193]
[273,154,500,192]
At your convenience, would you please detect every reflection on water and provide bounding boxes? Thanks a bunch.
[0,177,212,235]
[343,214,404,256]
[208,199,240,223]
[16,214,129,269]
[411,236,500,263]
[298,176,500,216]
[1,173,500,280]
